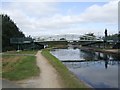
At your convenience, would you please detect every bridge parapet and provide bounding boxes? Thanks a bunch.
[34,39,103,43]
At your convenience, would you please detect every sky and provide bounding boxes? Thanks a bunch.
[1,0,118,37]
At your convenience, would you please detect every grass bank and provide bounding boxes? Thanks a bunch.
[41,49,88,88]
[2,55,40,80]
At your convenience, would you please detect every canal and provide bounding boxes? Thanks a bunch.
[50,48,119,88]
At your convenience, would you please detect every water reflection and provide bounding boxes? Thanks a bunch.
[103,54,109,69]
[80,50,118,61]
[51,49,119,69]
[80,50,96,60]
[50,48,119,88]
[63,60,119,69]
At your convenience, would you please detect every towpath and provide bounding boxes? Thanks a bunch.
[16,51,62,88]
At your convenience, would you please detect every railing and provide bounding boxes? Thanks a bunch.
[34,39,103,42]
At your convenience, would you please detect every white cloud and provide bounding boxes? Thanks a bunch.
[1,2,58,34]
[2,2,57,17]
[1,1,118,36]
[80,1,118,23]
[34,0,118,30]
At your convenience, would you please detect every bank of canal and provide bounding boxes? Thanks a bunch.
[50,48,119,88]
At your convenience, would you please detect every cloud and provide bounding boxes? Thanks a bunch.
[2,2,57,17]
[80,1,118,23]
[1,1,118,36]
[34,0,118,30]
[1,2,58,34]
[39,1,117,31]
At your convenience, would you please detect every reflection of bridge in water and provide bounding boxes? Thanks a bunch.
[61,50,120,69]
[62,60,120,69]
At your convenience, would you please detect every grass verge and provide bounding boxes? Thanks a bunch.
[41,49,88,88]
[2,55,40,80]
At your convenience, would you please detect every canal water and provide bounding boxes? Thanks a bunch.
[50,48,119,88]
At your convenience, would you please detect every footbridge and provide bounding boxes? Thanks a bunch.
[34,39,104,46]
[10,36,118,50]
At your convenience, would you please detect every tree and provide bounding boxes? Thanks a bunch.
[105,29,108,37]
[2,14,25,51]
[60,38,66,41]
[118,31,120,42]
[106,34,118,42]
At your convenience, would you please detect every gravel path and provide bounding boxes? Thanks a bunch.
[2,79,22,88]
[16,51,62,88]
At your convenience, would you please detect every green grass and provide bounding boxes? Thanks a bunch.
[2,55,40,80]
[41,49,88,88]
